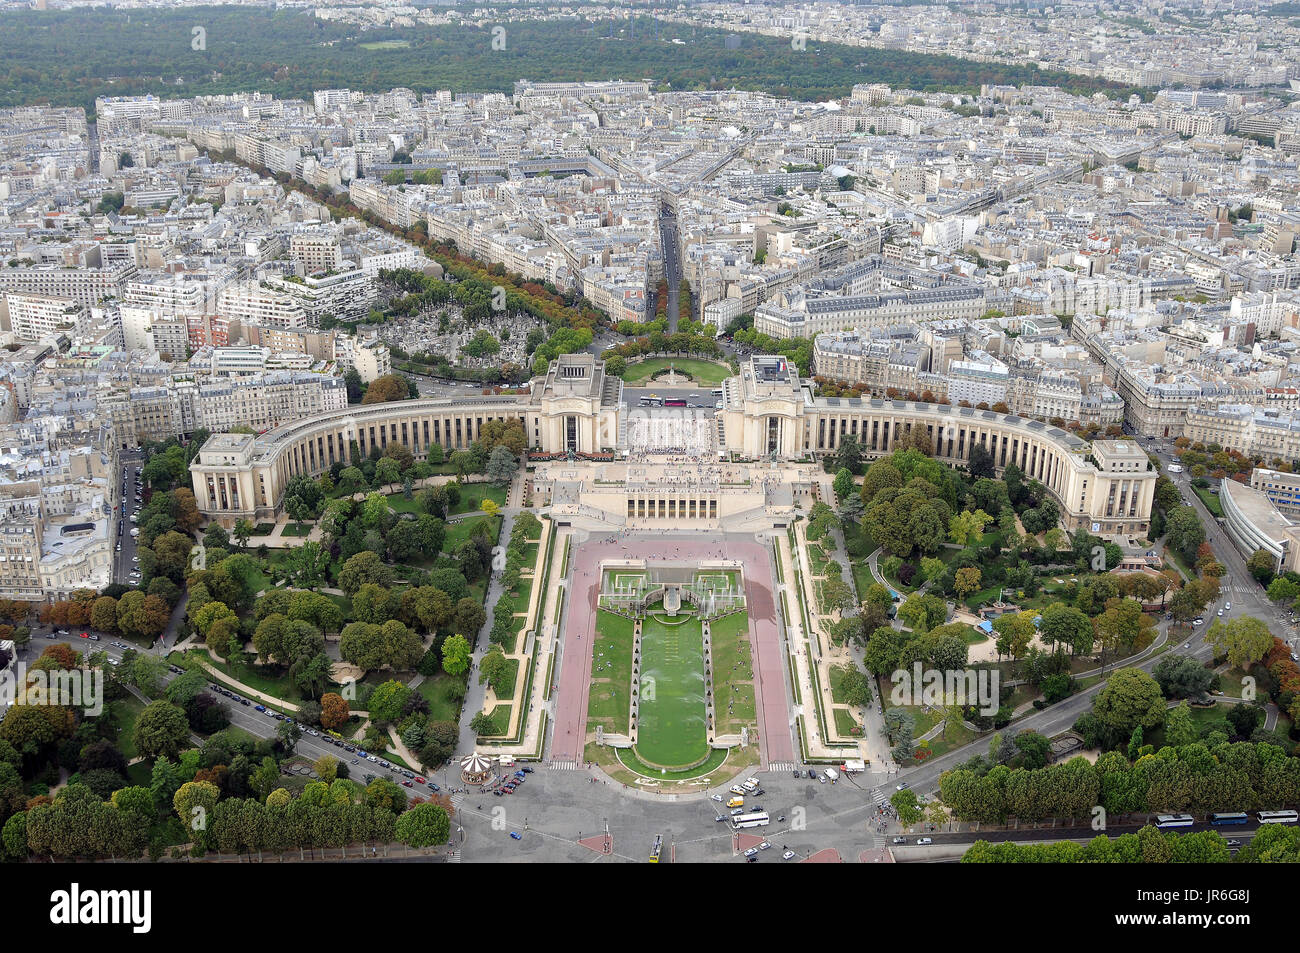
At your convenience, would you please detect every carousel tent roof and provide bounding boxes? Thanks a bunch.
[460,753,493,775]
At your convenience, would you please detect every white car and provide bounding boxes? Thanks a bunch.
[710,794,723,802]
[758,841,771,851]
[743,847,758,857]
[1192,618,1204,626]
[1225,602,1232,610]
[782,849,795,860]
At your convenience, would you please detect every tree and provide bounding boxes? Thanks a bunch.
[954,567,982,601]
[948,509,992,547]
[361,374,410,405]
[441,634,471,676]
[1204,616,1273,669]
[890,788,925,826]
[470,712,500,736]
[320,693,350,731]
[453,597,486,638]
[832,468,855,501]
[233,519,255,550]
[396,802,450,847]
[1166,506,1205,561]
[1164,701,1198,748]
[1091,668,1165,734]
[134,701,191,761]
[485,445,519,487]
[1246,548,1276,585]
[338,550,394,596]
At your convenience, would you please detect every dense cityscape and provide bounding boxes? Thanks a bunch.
[0,2,1295,905]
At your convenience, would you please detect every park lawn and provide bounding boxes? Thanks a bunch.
[109,695,147,761]
[282,522,313,537]
[710,611,756,735]
[919,718,978,759]
[588,610,635,735]
[417,672,465,722]
[359,38,410,49]
[482,704,512,736]
[385,492,423,515]
[251,522,276,536]
[450,483,508,514]
[520,541,540,568]
[519,518,542,541]
[833,707,861,736]
[197,651,305,704]
[851,560,876,600]
[828,664,854,704]
[1217,667,1250,697]
[443,514,502,554]
[504,578,534,617]
[621,356,731,386]
[1193,485,1224,517]
[635,613,709,768]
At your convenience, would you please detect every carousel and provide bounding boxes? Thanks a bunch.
[459,753,494,784]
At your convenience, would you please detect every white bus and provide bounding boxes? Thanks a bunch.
[731,811,770,830]
[1257,810,1299,824]
[1155,813,1195,828]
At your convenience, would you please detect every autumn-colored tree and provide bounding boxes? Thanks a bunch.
[361,374,409,405]
[320,692,350,731]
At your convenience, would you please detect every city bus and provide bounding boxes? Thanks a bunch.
[1209,812,1250,826]
[1155,814,1196,828]
[638,396,663,407]
[731,811,770,830]
[1257,810,1299,824]
[649,834,662,863]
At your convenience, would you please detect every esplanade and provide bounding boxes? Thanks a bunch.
[193,352,1155,539]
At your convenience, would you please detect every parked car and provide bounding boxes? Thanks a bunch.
[916,837,933,845]
[782,849,795,860]
[510,831,522,840]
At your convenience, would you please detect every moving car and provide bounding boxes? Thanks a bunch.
[916,837,933,845]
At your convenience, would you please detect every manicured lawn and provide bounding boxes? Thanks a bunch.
[587,610,635,735]
[251,523,276,536]
[635,612,709,768]
[109,695,147,761]
[282,522,313,537]
[710,611,755,735]
[443,514,502,553]
[503,578,534,617]
[450,483,507,514]
[1193,485,1224,517]
[833,707,860,736]
[621,357,731,386]
[417,672,466,723]
[190,650,305,703]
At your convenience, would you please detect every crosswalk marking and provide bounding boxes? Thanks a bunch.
[768,761,799,772]
[549,760,579,771]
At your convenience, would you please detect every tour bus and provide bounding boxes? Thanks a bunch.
[639,396,663,407]
[1257,810,1299,824]
[1155,813,1196,828]
[664,398,687,407]
[1209,812,1250,826]
[731,811,770,830]
[649,834,663,863]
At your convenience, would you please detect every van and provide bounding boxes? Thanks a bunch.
[741,780,758,793]
[726,796,745,809]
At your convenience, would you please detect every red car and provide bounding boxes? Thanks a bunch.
[79,632,89,639]
[414,776,426,784]
[400,780,413,788]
